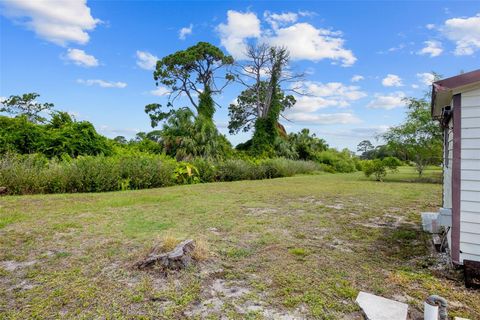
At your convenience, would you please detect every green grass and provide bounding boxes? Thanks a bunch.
[1,167,478,319]
[378,165,442,183]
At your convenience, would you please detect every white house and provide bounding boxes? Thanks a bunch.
[431,70,480,277]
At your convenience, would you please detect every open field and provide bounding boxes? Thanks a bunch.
[1,167,478,319]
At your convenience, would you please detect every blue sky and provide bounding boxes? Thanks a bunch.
[1,1,479,151]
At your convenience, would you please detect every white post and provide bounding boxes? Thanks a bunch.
[424,301,439,320]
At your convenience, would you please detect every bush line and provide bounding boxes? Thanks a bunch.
[0,153,321,195]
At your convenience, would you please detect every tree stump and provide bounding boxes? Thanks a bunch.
[0,187,7,195]
[136,239,196,270]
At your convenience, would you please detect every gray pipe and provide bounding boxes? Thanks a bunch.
[426,295,448,320]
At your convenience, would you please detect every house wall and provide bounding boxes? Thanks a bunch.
[443,116,454,254]
[444,117,453,209]
[460,86,480,263]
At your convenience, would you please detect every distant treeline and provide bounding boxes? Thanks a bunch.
[0,41,442,194]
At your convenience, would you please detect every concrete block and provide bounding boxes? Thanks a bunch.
[421,212,440,233]
[438,207,452,227]
[356,291,408,320]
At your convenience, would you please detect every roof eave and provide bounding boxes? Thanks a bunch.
[430,69,480,119]
[431,83,452,119]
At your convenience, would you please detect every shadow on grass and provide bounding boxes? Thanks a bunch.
[384,176,442,184]
[358,177,442,185]
[359,172,442,185]
[374,225,430,260]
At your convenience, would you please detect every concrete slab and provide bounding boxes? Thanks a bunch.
[355,291,408,320]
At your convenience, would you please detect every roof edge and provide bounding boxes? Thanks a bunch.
[431,69,480,118]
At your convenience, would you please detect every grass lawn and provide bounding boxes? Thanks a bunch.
[1,167,478,319]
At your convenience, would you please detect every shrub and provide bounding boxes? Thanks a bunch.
[0,114,113,158]
[70,156,121,192]
[259,159,288,178]
[0,153,176,194]
[334,159,356,173]
[0,153,48,194]
[319,163,336,173]
[382,156,402,170]
[0,153,321,195]
[315,150,356,173]
[216,159,256,181]
[260,158,319,178]
[173,162,200,184]
[362,159,387,181]
[118,154,176,189]
[353,157,363,171]
[189,158,217,183]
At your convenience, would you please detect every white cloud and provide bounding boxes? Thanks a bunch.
[265,22,356,66]
[351,75,364,82]
[367,92,406,110]
[293,96,348,112]
[316,125,389,141]
[77,79,127,88]
[217,10,356,66]
[264,11,298,29]
[388,43,406,52]
[150,86,170,96]
[136,50,158,70]
[179,24,193,40]
[350,125,389,136]
[65,48,98,67]
[418,40,443,57]
[299,81,367,100]
[292,81,367,113]
[426,24,436,30]
[298,11,316,18]
[411,84,419,89]
[442,13,480,55]
[98,125,140,138]
[217,10,261,59]
[381,74,403,87]
[2,0,100,46]
[377,43,407,54]
[287,112,361,125]
[286,81,366,126]
[416,72,436,86]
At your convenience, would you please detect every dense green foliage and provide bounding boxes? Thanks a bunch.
[249,47,290,155]
[0,153,319,195]
[228,45,298,157]
[288,129,328,160]
[361,156,402,181]
[154,108,232,160]
[146,42,234,124]
[315,149,358,173]
[0,153,176,194]
[228,81,295,134]
[145,42,235,159]
[0,113,112,158]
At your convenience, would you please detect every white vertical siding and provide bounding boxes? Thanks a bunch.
[460,86,480,263]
